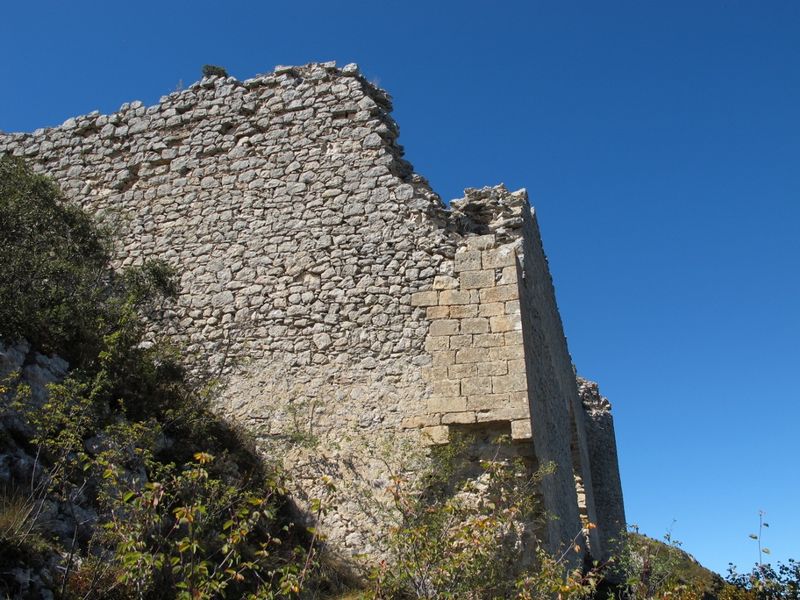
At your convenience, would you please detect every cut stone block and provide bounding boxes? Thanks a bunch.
[476,360,508,376]
[421,425,449,445]
[431,351,456,367]
[421,366,448,382]
[478,302,505,317]
[429,319,459,336]
[426,305,450,319]
[461,376,493,395]
[442,411,477,425]
[401,414,442,428]
[433,275,459,290]
[473,333,505,348]
[466,234,496,250]
[450,304,478,318]
[482,246,517,269]
[504,331,524,345]
[499,266,518,284]
[492,371,527,393]
[433,379,460,396]
[411,291,438,306]
[448,334,473,349]
[488,346,525,361]
[490,314,522,333]
[455,348,486,364]
[454,250,482,272]
[480,284,518,303]
[467,392,509,410]
[476,406,528,422]
[424,336,449,352]
[459,269,495,290]
[448,363,477,379]
[427,396,467,413]
[460,317,490,334]
[511,419,533,439]
[439,290,471,305]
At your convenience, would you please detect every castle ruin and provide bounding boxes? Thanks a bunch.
[0,62,625,563]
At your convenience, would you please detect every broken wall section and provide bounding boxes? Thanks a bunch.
[578,377,627,559]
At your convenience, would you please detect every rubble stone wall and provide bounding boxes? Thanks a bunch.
[0,62,624,562]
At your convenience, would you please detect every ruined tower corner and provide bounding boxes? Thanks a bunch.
[577,376,627,559]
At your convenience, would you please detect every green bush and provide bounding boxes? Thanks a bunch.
[0,155,112,364]
[202,65,229,78]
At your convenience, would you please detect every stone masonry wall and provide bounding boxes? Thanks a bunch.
[578,377,627,559]
[0,62,624,563]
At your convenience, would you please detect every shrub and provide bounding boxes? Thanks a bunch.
[367,434,598,600]
[0,155,112,363]
[202,64,229,78]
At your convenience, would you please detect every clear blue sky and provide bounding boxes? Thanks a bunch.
[2,0,798,575]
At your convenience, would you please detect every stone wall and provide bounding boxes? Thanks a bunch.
[578,377,627,559]
[0,62,624,563]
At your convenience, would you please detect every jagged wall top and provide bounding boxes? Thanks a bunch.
[0,62,514,372]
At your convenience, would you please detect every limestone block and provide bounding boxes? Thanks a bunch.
[478,302,505,317]
[431,351,456,367]
[505,299,520,314]
[499,266,518,285]
[439,290,471,305]
[459,269,495,290]
[466,234,495,250]
[454,250,482,272]
[480,284,518,303]
[426,305,450,319]
[508,359,526,374]
[476,406,528,422]
[421,366,448,382]
[460,317,490,334]
[508,391,529,406]
[448,334,473,350]
[427,396,467,413]
[490,314,522,333]
[473,333,505,348]
[511,419,533,439]
[442,411,477,425]
[433,275,459,290]
[467,393,510,410]
[492,371,527,393]
[433,379,460,396]
[429,319,459,336]
[421,425,450,445]
[488,346,525,361]
[411,291,439,306]
[455,348,485,364]
[482,246,517,269]
[460,376,493,396]
[476,361,508,376]
[424,336,449,352]
[448,363,477,378]
[401,414,442,429]
[450,304,478,318]
[504,331,524,345]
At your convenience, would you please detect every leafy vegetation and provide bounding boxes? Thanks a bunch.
[202,65,229,78]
